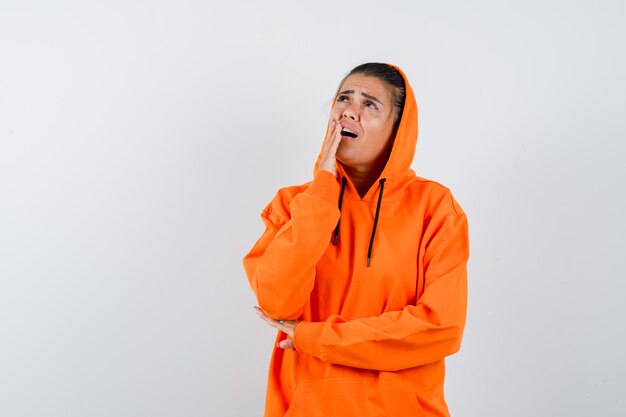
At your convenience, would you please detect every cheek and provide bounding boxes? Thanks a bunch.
[363,119,386,136]
[330,107,343,120]
[363,120,394,150]
[370,115,395,135]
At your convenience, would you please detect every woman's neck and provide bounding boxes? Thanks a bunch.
[341,162,385,198]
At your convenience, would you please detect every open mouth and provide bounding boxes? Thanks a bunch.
[341,127,358,139]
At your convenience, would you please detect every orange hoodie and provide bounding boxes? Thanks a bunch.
[243,64,469,417]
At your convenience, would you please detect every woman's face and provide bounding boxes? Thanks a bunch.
[330,74,398,172]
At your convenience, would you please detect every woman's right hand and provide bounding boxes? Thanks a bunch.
[318,119,342,176]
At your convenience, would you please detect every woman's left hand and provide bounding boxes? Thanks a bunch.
[254,306,299,349]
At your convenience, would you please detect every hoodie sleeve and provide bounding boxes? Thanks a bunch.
[242,170,341,320]
[293,192,469,371]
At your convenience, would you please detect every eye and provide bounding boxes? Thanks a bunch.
[337,95,350,103]
[364,100,378,109]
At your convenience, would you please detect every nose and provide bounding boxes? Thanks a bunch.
[341,102,359,121]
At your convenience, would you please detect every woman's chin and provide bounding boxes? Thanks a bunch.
[336,148,359,166]
[335,154,352,169]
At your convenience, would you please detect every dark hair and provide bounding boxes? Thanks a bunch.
[336,62,406,126]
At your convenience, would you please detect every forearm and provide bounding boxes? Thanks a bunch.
[243,170,341,319]
[293,279,467,371]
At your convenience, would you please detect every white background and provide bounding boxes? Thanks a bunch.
[1,1,625,416]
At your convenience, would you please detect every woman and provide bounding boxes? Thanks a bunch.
[243,63,469,417]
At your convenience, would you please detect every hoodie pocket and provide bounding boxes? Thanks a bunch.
[285,375,426,417]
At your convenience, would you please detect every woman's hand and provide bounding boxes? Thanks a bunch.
[254,306,299,349]
[318,118,342,175]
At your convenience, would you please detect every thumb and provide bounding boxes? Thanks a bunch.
[276,338,294,349]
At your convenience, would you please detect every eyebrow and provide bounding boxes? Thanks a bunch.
[338,90,384,106]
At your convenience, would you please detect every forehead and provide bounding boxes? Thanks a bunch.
[339,74,393,102]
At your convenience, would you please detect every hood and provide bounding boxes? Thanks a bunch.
[313,63,418,195]
[312,64,419,266]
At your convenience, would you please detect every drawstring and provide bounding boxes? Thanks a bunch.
[367,178,386,267]
[332,177,347,245]
[331,176,386,268]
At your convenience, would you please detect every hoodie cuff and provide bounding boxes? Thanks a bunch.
[304,170,340,206]
[293,321,324,358]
